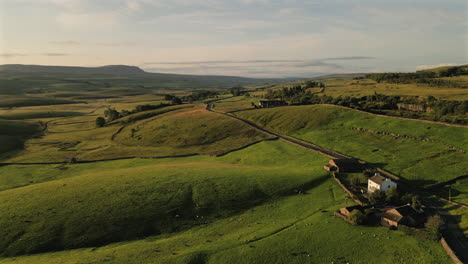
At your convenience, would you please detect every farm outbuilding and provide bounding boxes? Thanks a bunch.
[327,158,363,173]
[381,205,426,228]
[339,205,365,217]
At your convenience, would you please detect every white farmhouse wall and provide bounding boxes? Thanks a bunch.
[368,178,397,193]
[380,180,397,192]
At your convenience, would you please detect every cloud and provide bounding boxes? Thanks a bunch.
[0,52,70,57]
[141,56,375,77]
[42,53,69,56]
[48,40,136,47]
[142,59,301,66]
[0,53,27,58]
[325,56,376,61]
[55,11,121,29]
[49,40,82,46]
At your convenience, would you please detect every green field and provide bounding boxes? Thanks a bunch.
[235,105,468,203]
[319,78,468,100]
[0,141,451,263]
[0,65,466,264]
[3,105,272,162]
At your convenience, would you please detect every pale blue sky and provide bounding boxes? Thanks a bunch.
[0,0,467,77]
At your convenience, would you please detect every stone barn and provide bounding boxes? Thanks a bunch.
[381,205,426,228]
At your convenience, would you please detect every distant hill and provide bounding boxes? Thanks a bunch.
[0,64,287,93]
[417,64,468,76]
[0,64,146,76]
[310,73,365,80]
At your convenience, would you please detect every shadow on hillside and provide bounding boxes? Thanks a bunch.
[406,179,437,187]
[294,174,330,194]
[366,162,388,169]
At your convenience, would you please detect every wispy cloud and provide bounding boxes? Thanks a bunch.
[0,53,28,58]
[49,40,136,47]
[42,53,70,56]
[0,52,70,57]
[142,56,376,77]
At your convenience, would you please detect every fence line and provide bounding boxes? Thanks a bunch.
[440,236,463,264]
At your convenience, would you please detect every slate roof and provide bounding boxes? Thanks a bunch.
[369,174,387,185]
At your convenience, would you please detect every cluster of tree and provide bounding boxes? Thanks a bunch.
[264,85,310,102]
[368,188,422,209]
[399,215,444,241]
[366,66,467,84]
[304,80,325,88]
[95,103,173,127]
[229,87,250,96]
[349,209,367,225]
[266,90,466,124]
[163,94,183,104]
[180,91,219,102]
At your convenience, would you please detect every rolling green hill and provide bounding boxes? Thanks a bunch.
[0,64,283,96]
[114,109,271,155]
[0,141,451,264]
[235,105,467,202]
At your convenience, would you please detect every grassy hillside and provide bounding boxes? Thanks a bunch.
[315,78,468,100]
[0,119,42,158]
[0,95,79,108]
[0,140,328,256]
[235,105,467,202]
[114,109,270,156]
[3,105,272,162]
[0,111,84,120]
[0,141,451,263]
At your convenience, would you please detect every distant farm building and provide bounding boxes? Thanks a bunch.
[367,173,397,193]
[324,158,363,173]
[381,205,426,228]
[258,100,288,108]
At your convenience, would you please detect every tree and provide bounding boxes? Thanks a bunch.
[304,81,317,88]
[171,97,182,105]
[401,193,414,204]
[412,195,422,209]
[104,108,121,122]
[349,210,366,225]
[164,94,175,101]
[95,117,106,127]
[425,215,444,235]
[369,190,386,205]
[385,187,399,204]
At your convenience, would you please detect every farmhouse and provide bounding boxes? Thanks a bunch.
[258,100,288,108]
[326,158,363,173]
[381,205,426,228]
[368,173,397,193]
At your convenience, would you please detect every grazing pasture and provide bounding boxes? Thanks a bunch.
[317,79,468,100]
[235,105,468,203]
[0,141,450,263]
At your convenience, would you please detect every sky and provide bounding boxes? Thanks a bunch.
[0,0,467,78]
